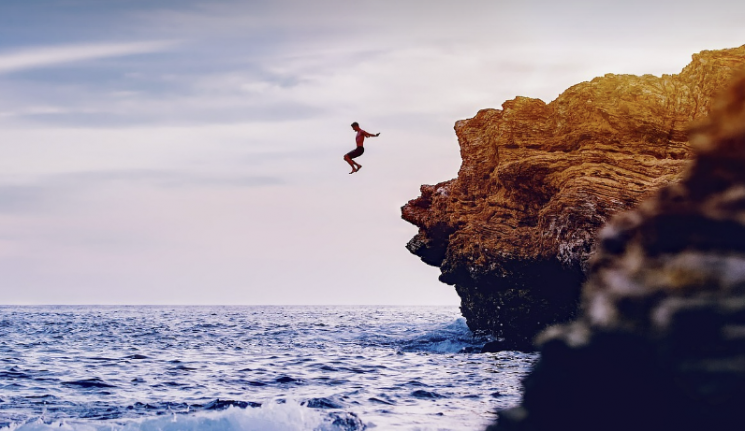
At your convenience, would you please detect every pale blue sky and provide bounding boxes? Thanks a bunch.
[1,0,744,305]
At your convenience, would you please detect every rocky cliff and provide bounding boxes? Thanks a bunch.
[402,45,745,350]
[489,66,745,431]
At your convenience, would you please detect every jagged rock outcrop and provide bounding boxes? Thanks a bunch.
[489,67,745,431]
[402,45,745,349]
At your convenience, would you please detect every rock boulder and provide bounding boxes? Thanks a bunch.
[402,45,745,349]
[489,65,745,431]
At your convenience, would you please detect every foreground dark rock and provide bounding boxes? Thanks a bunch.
[402,46,745,349]
[488,70,745,431]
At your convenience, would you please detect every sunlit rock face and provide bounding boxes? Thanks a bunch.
[488,69,745,431]
[402,45,745,350]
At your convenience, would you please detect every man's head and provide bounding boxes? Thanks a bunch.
[351,122,360,130]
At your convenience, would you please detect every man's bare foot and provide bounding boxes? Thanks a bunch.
[349,167,358,174]
[356,165,362,172]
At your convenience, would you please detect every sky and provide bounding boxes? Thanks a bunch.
[0,0,744,305]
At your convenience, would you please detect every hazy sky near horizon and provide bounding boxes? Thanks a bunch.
[1,0,744,305]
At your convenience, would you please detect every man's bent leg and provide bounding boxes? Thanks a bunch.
[344,155,358,173]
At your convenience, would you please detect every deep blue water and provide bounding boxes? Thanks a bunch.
[0,306,537,430]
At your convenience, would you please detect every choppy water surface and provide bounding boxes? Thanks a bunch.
[0,306,537,430]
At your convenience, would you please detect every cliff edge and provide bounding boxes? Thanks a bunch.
[402,45,745,349]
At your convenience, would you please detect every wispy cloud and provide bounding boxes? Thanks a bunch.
[0,41,178,74]
[0,169,284,214]
[52,169,285,189]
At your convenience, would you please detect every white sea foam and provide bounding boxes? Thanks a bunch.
[3,402,325,431]
[399,317,490,353]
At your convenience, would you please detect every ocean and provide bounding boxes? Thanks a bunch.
[0,306,537,431]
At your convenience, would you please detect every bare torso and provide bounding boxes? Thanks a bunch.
[355,130,367,147]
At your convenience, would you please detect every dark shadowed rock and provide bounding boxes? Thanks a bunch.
[488,69,745,431]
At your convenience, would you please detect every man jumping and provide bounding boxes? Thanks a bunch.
[344,122,380,174]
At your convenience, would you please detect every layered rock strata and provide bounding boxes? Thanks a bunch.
[402,46,745,349]
[489,68,745,431]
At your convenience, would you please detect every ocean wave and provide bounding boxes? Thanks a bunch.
[0,401,364,431]
[348,316,491,354]
[0,306,531,431]
[395,317,492,354]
